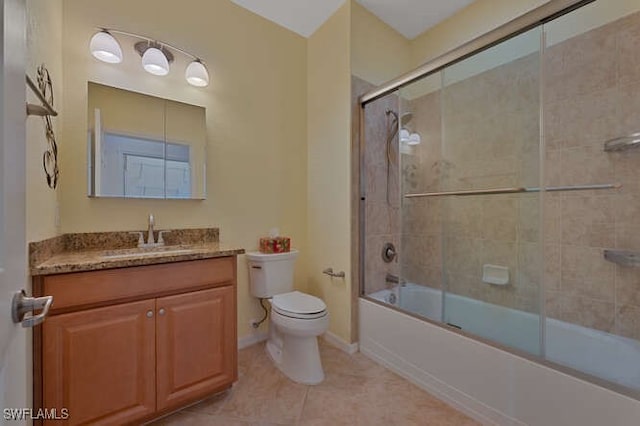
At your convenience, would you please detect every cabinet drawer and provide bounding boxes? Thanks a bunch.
[42,257,235,313]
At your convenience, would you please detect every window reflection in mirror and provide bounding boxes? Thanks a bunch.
[87,82,206,199]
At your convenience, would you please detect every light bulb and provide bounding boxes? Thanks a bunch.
[408,133,422,145]
[142,47,170,76]
[89,31,123,64]
[399,129,410,143]
[185,60,210,87]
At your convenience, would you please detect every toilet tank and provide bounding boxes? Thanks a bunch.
[246,250,299,298]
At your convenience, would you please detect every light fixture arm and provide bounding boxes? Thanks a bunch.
[91,27,210,86]
[100,28,205,64]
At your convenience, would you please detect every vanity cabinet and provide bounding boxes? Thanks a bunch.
[33,257,238,425]
[156,286,235,411]
[42,300,157,425]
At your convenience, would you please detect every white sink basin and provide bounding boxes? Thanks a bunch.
[101,248,194,259]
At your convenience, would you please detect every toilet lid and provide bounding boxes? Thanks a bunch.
[271,291,326,315]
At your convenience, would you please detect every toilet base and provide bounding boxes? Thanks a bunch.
[266,334,324,385]
[266,322,325,385]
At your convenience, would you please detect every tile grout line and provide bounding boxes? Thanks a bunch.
[295,385,311,426]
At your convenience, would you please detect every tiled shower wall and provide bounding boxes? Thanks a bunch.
[543,11,640,339]
[356,75,401,296]
[394,10,640,340]
[401,51,541,314]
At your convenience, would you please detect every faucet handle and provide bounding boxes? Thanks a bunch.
[129,232,145,248]
[157,230,170,246]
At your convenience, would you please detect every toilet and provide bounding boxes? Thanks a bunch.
[246,249,329,385]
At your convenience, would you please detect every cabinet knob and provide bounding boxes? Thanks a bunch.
[146,310,154,318]
[158,308,166,316]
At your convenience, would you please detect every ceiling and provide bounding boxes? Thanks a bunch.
[228,0,345,38]
[228,0,475,39]
[355,0,475,39]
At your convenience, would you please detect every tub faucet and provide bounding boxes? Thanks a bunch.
[386,273,404,285]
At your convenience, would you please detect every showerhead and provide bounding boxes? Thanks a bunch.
[400,112,413,126]
[385,110,413,127]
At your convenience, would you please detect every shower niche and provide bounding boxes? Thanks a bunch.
[359,0,640,396]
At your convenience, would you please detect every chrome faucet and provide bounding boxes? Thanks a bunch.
[147,214,156,245]
[130,215,167,248]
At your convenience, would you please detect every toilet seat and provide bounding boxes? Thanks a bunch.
[272,291,327,320]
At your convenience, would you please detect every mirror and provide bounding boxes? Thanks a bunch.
[87,82,206,199]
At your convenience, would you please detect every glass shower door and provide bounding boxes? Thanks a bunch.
[440,26,543,355]
[397,73,444,322]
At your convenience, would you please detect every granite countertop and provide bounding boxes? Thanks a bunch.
[29,229,244,276]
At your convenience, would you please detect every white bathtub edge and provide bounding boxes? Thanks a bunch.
[323,331,359,354]
[359,298,640,426]
[359,337,522,426]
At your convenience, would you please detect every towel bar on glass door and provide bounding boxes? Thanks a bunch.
[604,250,640,267]
[604,133,640,152]
[404,183,622,198]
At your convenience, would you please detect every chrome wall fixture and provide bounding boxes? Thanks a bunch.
[322,268,346,278]
[89,29,210,87]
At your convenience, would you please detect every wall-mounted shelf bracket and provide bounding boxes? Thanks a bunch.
[26,75,57,117]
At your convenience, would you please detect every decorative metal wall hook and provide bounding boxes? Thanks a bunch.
[27,64,59,189]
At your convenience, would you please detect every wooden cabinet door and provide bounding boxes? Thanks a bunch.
[43,299,156,425]
[156,286,236,411]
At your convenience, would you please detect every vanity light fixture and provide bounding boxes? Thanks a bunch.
[185,60,209,87]
[136,42,172,76]
[89,31,123,64]
[89,29,210,87]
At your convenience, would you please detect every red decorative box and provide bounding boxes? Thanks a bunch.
[259,237,291,253]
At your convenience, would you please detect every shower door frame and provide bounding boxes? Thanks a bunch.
[356,0,640,401]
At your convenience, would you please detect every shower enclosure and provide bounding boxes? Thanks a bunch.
[359,0,640,403]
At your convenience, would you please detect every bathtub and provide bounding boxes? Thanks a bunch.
[368,283,640,392]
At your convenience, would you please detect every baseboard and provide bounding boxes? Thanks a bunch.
[238,331,268,350]
[323,331,359,355]
[359,337,524,426]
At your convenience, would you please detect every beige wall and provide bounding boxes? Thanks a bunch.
[350,0,411,86]
[60,0,309,341]
[307,2,353,343]
[410,0,549,68]
[26,0,63,242]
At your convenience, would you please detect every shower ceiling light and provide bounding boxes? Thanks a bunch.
[407,133,421,145]
[89,31,123,64]
[142,47,170,76]
[185,60,210,87]
[407,133,422,146]
[88,28,210,88]
[400,129,411,143]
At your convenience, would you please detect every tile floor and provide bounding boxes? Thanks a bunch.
[152,342,479,426]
